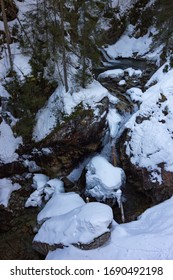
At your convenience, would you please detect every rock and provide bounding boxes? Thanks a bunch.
[33,202,113,256]
[32,241,64,256]
[118,130,173,204]
[32,97,109,177]
[85,155,125,202]
[0,161,27,179]
[73,231,111,250]
[33,231,111,255]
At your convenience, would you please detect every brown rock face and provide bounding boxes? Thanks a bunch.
[32,97,109,177]
[0,161,27,179]
[118,129,173,204]
[32,231,111,256]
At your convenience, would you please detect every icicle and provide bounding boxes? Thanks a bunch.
[115,189,125,223]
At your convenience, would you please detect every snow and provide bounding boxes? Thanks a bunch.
[86,155,125,201]
[98,69,124,79]
[47,196,173,260]
[125,67,173,183]
[25,173,49,208]
[0,84,10,98]
[126,87,143,102]
[0,178,21,207]
[33,80,108,142]
[25,174,65,208]
[34,202,113,246]
[44,178,65,201]
[110,0,138,15]
[37,192,85,224]
[105,25,155,59]
[0,43,31,80]
[118,79,126,86]
[125,68,142,77]
[98,68,142,80]
[0,120,22,164]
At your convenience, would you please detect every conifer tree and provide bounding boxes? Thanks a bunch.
[0,0,13,70]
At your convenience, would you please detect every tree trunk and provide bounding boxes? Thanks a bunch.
[81,0,87,88]
[59,0,68,92]
[1,0,13,70]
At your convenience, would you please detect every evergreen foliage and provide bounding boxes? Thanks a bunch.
[156,0,173,54]
[16,0,108,90]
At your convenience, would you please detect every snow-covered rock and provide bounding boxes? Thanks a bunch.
[0,178,21,207]
[33,202,113,255]
[119,67,173,202]
[37,192,85,224]
[25,173,49,208]
[44,178,64,201]
[86,155,125,202]
[0,120,22,164]
[46,196,173,260]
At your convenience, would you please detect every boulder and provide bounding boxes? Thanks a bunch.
[32,97,109,177]
[118,88,173,203]
[33,202,113,256]
[85,155,125,203]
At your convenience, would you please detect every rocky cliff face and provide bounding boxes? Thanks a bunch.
[16,97,109,178]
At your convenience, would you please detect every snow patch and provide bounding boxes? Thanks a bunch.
[86,155,125,201]
[0,120,22,164]
[34,202,113,246]
[105,25,154,59]
[0,178,21,207]
[37,192,85,224]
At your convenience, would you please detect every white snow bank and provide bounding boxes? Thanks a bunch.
[99,69,124,79]
[125,67,173,183]
[25,174,65,208]
[0,84,10,98]
[47,196,173,260]
[0,43,31,80]
[126,87,143,102]
[0,120,22,163]
[98,68,142,80]
[44,178,65,201]
[105,25,154,59]
[86,155,125,201]
[25,173,49,208]
[37,192,85,224]
[34,202,113,246]
[33,80,108,142]
[32,174,49,190]
[63,80,108,115]
[32,86,64,142]
[0,178,21,207]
